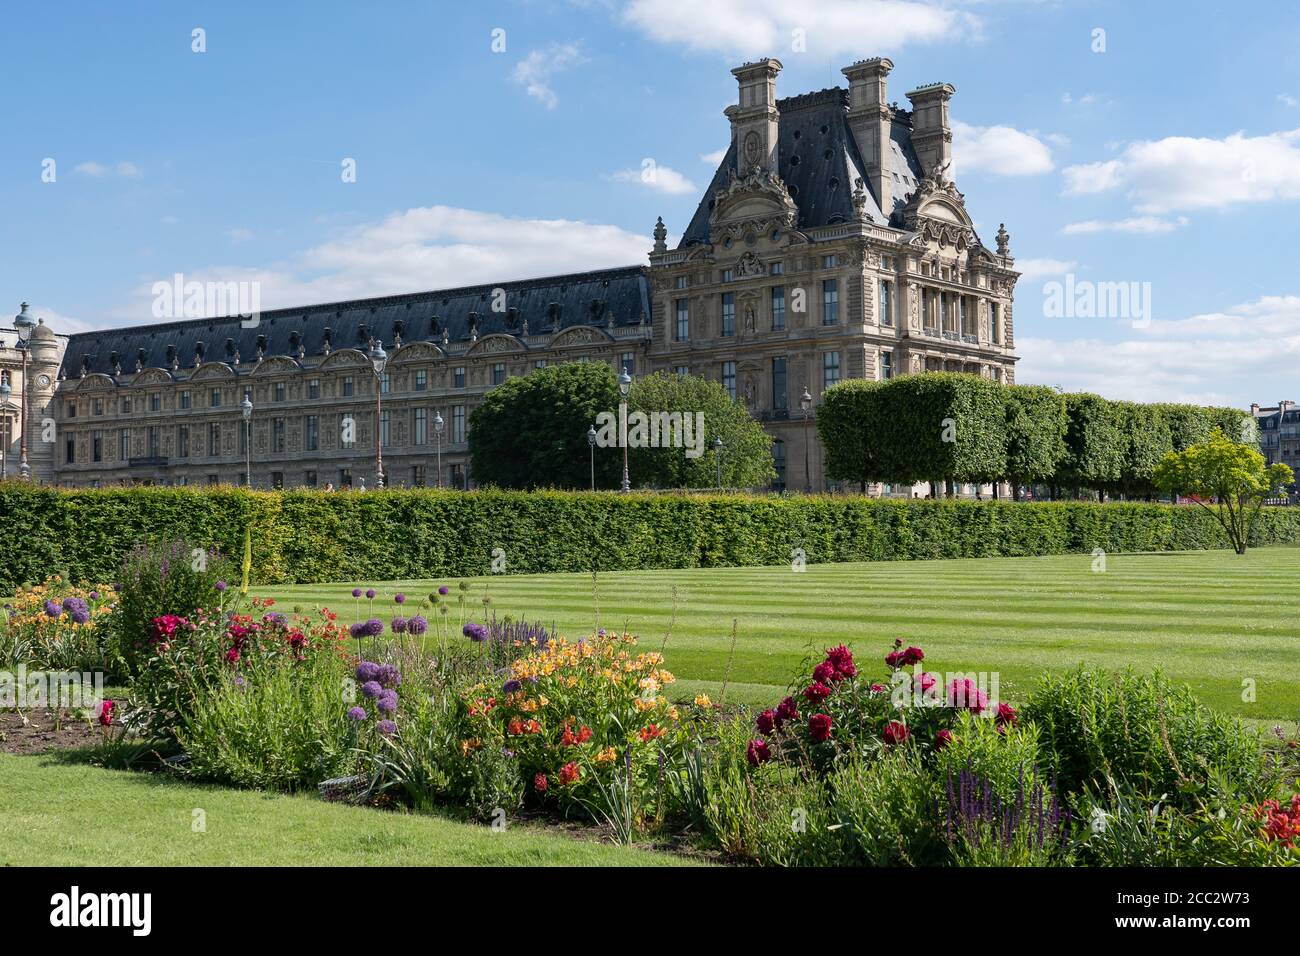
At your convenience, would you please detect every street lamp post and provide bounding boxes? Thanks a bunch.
[800,386,813,493]
[587,424,597,491]
[240,396,253,487]
[369,340,388,489]
[618,369,632,493]
[0,377,9,479]
[14,303,34,480]
[433,410,444,488]
[714,435,725,491]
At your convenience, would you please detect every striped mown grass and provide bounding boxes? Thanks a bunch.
[262,545,1300,725]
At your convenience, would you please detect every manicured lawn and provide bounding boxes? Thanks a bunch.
[263,546,1300,723]
[0,754,695,866]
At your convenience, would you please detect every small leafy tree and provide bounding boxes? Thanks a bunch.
[1153,428,1294,554]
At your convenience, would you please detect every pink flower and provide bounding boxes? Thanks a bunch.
[97,699,115,727]
[946,678,988,714]
[935,728,954,750]
[746,738,772,766]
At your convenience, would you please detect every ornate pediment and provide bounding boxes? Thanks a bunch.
[71,373,118,392]
[317,348,369,370]
[549,325,612,349]
[467,334,524,356]
[900,165,976,249]
[390,341,446,363]
[250,355,302,377]
[130,368,175,387]
[190,362,237,382]
[708,164,799,246]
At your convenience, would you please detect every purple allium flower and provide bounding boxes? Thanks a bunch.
[438,586,449,596]
[377,691,398,714]
[356,661,381,683]
[89,590,100,601]
[391,616,407,634]
[44,600,62,618]
[215,580,228,593]
[377,719,397,735]
[69,607,90,625]
[394,593,406,604]
[502,679,522,694]
[406,615,428,636]
[349,622,366,639]
[365,588,376,600]
[263,612,288,628]
[463,622,488,643]
[347,706,367,721]
[352,587,362,598]
[362,618,384,637]
[361,681,383,699]
[377,664,401,688]
[233,675,247,691]
[598,627,606,637]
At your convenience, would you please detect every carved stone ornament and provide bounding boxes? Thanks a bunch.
[735,251,766,278]
[708,163,799,245]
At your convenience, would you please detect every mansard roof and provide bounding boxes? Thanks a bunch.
[59,265,650,379]
[679,87,923,247]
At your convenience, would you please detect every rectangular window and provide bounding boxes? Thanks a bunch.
[414,408,427,445]
[148,426,160,458]
[620,353,635,375]
[412,464,427,488]
[66,402,77,418]
[380,411,390,447]
[304,470,317,488]
[454,367,466,388]
[722,361,737,399]
[452,405,465,443]
[534,360,547,370]
[119,429,130,460]
[674,365,689,377]
[822,279,838,325]
[675,299,689,341]
[272,418,285,454]
[772,357,787,411]
[274,382,286,402]
[822,351,841,389]
[342,375,354,397]
[770,261,783,276]
[122,397,133,414]
[822,254,837,269]
[380,372,391,395]
[94,398,104,416]
[210,389,221,408]
[880,350,893,380]
[340,468,353,488]
[771,440,787,492]
[721,269,733,283]
[308,378,320,399]
[880,280,892,326]
[415,369,427,391]
[65,436,75,464]
[306,415,319,451]
[450,463,465,490]
[150,393,161,412]
[176,426,189,458]
[771,285,785,331]
[675,275,688,290]
[179,391,191,410]
[206,474,219,486]
[271,472,284,490]
[491,363,505,386]
[92,431,103,462]
[721,293,735,337]
[991,302,1001,344]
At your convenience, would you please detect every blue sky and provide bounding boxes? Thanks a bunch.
[2,0,1298,406]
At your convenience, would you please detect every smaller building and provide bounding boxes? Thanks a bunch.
[0,304,67,483]
[1251,400,1299,471]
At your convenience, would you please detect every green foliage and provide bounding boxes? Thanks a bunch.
[830,749,947,866]
[1003,385,1068,490]
[627,371,774,489]
[1059,392,1123,492]
[1111,400,1174,499]
[468,362,622,490]
[817,379,887,487]
[935,712,1044,800]
[1022,667,1267,808]
[1154,428,1295,554]
[4,485,1300,591]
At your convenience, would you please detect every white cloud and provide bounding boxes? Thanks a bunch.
[97,205,650,326]
[513,43,586,109]
[1279,93,1298,108]
[1018,294,1300,405]
[1062,128,1300,213]
[226,228,256,242]
[610,163,698,195]
[74,161,142,178]
[700,149,727,165]
[622,0,978,57]
[952,121,1054,176]
[1061,216,1188,235]
[1014,258,1076,281]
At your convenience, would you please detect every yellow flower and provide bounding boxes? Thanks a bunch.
[694,694,712,708]
[595,747,618,765]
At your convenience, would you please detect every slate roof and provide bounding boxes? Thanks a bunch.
[679,87,923,247]
[59,266,650,378]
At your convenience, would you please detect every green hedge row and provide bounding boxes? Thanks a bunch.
[3,483,1300,591]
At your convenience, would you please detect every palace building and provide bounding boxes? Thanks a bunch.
[38,56,1018,492]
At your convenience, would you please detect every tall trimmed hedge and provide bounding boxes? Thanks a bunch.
[2,483,1299,592]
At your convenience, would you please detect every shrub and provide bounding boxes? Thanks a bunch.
[830,749,946,866]
[112,537,237,676]
[934,711,1044,802]
[941,763,1072,866]
[0,577,117,673]
[1022,667,1266,807]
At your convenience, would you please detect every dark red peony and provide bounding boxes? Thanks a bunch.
[812,661,836,684]
[883,720,910,745]
[755,709,777,735]
[935,728,954,750]
[746,738,772,766]
[803,681,833,704]
[808,712,833,742]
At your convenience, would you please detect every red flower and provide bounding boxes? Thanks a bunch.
[287,630,307,649]
[870,683,887,693]
[946,678,988,714]
[899,646,925,666]
[804,681,832,704]
[775,696,799,724]
[885,651,903,668]
[225,647,241,664]
[639,724,662,741]
[915,672,937,694]
[746,738,772,766]
[812,661,836,684]
[558,762,581,786]
[825,644,856,679]
[533,772,549,793]
[883,721,909,745]
[755,709,777,735]
[577,725,593,744]
[995,702,1018,727]
[935,728,954,750]
[808,712,833,742]
[97,699,115,727]
[508,719,525,736]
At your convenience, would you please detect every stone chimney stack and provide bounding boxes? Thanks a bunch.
[842,58,894,219]
[1250,403,1260,414]
[906,82,956,177]
[725,59,783,177]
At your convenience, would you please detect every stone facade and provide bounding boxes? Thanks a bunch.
[1,306,65,483]
[1253,400,1299,470]
[45,56,1018,493]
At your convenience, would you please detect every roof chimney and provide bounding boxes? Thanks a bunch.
[725,58,783,177]
[842,58,895,218]
[905,81,956,178]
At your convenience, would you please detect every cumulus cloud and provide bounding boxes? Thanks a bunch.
[513,43,586,109]
[74,161,142,178]
[1014,258,1077,281]
[952,121,1054,176]
[700,149,727,165]
[1062,129,1300,213]
[622,0,977,57]
[610,162,697,195]
[1018,294,1300,405]
[1061,216,1188,235]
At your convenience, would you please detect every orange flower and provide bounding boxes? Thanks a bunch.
[639,724,663,741]
[558,762,581,786]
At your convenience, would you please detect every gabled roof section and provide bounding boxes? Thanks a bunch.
[679,86,924,247]
[60,266,650,378]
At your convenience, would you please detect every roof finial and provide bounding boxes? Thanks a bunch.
[652,216,667,254]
